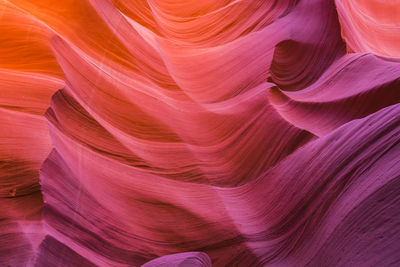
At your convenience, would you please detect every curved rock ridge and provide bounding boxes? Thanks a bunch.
[0,0,399,266]
[335,0,400,57]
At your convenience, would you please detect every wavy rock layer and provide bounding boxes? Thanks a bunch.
[1,0,400,266]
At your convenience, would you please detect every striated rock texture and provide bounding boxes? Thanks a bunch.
[1,0,400,266]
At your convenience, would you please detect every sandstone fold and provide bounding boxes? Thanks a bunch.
[0,0,400,266]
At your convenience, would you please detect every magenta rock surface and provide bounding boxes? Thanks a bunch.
[1,0,400,266]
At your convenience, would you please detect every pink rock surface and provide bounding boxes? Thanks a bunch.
[336,0,400,57]
[1,0,400,266]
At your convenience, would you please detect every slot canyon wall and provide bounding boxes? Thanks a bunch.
[1,0,400,266]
